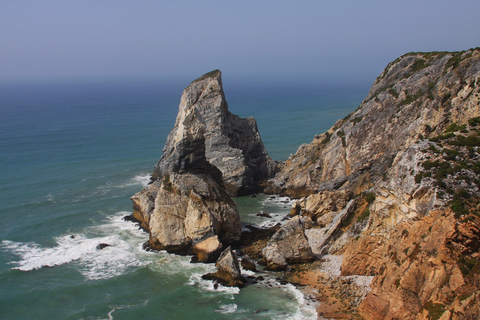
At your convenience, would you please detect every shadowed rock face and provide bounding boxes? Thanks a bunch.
[152,70,276,196]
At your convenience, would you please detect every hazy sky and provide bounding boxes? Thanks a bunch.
[1,1,479,84]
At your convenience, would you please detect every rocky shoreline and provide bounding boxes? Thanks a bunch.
[131,48,480,319]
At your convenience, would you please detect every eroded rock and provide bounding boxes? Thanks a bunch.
[262,216,315,270]
[241,254,257,272]
[203,246,245,287]
[192,235,223,263]
[152,70,276,196]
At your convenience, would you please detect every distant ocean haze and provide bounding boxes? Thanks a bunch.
[0,78,368,319]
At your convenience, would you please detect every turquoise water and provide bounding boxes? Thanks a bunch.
[0,78,369,319]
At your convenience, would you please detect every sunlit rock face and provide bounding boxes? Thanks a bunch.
[264,49,480,319]
[152,69,276,196]
[132,70,274,256]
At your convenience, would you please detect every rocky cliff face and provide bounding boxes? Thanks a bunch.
[152,70,276,196]
[266,48,480,319]
[131,70,279,258]
[267,49,480,197]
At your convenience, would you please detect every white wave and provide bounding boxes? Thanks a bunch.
[262,195,294,208]
[118,173,151,188]
[94,173,151,197]
[131,174,151,187]
[106,301,149,320]
[249,277,318,320]
[215,303,239,314]
[250,195,293,229]
[254,212,289,229]
[1,211,152,280]
[282,283,318,320]
[187,272,240,295]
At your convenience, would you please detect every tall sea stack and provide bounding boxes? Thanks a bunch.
[152,69,276,196]
[131,70,275,260]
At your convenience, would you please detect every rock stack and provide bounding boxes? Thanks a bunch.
[131,70,274,261]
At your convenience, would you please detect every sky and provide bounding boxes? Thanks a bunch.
[1,1,479,84]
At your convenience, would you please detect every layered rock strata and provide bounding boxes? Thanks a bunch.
[267,49,480,197]
[265,48,480,319]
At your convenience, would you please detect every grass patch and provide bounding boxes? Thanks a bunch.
[162,174,173,191]
[458,255,478,276]
[321,132,331,144]
[445,52,464,70]
[442,148,460,161]
[450,188,469,218]
[468,116,480,127]
[398,89,424,107]
[365,192,376,204]
[424,301,446,320]
[450,134,480,147]
[445,122,467,133]
[441,92,452,104]
[388,88,399,98]
[357,207,371,223]
[429,132,456,142]
[352,116,363,125]
[411,58,430,72]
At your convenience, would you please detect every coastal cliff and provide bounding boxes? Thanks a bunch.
[131,49,480,318]
[267,48,480,319]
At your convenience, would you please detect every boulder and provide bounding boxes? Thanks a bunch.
[241,254,257,272]
[262,216,315,270]
[202,246,245,287]
[134,170,241,254]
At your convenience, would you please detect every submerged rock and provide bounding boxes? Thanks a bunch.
[96,243,110,250]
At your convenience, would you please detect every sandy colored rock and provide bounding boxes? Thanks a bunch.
[262,216,315,270]
[192,235,223,263]
[266,49,480,319]
[214,246,245,287]
[152,70,276,196]
[136,171,240,253]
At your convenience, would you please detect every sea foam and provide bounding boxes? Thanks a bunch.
[1,211,152,280]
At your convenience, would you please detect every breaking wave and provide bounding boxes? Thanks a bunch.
[1,212,152,280]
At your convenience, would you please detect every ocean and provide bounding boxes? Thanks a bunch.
[0,77,369,319]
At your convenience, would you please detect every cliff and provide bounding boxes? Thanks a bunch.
[267,48,480,319]
[267,49,480,197]
[129,50,480,318]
